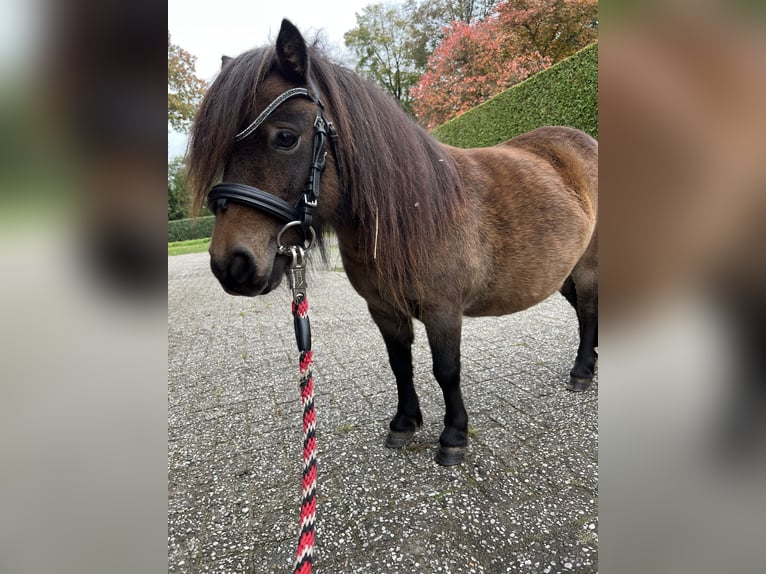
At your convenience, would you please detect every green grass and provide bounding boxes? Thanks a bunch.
[168,237,211,256]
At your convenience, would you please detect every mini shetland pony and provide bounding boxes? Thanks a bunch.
[188,20,598,465]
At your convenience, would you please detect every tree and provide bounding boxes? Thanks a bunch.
[343,1,501,113]
[437,0,499,23]
[168,33,207,132]
[498,0,598,62]
[344,3,423,113]
[408,0,500,67]
[411,0,597,129]
[168,157,190,221]
[412,20,551,129]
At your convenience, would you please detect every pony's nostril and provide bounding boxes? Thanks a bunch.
[228,248,256,286]
[210,256,226,282]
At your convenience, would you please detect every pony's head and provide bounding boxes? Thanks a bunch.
[188,20,339,296]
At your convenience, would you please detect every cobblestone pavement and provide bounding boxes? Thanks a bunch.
[168,251,598,574]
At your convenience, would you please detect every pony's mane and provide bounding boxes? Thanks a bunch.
[188,43,464,312]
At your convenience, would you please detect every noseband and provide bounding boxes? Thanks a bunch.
[206,85,342,250]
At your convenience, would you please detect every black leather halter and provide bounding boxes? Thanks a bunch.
[206,86,342,246]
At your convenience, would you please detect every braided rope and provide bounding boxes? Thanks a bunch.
[293,296,316,574]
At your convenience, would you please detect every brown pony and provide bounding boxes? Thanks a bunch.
[188,20,598,465]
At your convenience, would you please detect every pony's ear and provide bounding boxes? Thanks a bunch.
[221,55,233,69]
[275,19,309,83]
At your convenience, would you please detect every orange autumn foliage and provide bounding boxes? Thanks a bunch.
[413,0,597,129]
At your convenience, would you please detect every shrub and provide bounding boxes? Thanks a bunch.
[168,216,215,242]
[168,157,190,221]
[431,42,597,147]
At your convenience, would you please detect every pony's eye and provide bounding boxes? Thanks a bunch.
[273,130,299,150]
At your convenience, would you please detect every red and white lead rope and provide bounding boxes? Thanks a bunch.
[293,296,317,574]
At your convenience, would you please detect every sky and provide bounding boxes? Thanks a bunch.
[168,0,375,158]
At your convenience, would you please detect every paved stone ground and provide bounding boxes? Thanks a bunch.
[168,251,598,574]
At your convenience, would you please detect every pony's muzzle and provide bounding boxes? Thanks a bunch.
[210,247,258,294]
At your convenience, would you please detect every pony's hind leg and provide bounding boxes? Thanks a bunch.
[368,306,423,448]
[423,309,468,466]
[561,268,598,392]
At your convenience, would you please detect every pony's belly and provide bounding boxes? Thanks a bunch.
[463,269,568,317]
[463,293,546,318]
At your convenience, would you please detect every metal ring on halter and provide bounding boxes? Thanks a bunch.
[276,221,316,254]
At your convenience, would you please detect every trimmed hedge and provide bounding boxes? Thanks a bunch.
[168,216,215,242]
[432,42,597,147]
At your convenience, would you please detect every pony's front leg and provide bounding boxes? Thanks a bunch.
[368,306,423,448]
[423,310,468,466]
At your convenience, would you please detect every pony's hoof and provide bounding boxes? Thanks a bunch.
[435,445,466,466]
[566,376,593,392]
[385,430,415,449]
